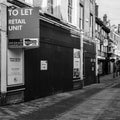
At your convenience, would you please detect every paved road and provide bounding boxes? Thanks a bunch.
[0,76,120,120]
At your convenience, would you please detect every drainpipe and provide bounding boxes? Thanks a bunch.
[0,2,7,105]
[80,30,84,87]
[96,39,98,83]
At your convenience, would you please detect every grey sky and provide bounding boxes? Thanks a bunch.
[96,0,120,26]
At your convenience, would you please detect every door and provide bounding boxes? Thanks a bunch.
[84,55,96,86]
[24,43,73,101]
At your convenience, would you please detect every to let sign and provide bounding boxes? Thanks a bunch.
[8,7,39,39]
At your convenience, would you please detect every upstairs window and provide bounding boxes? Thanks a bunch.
[68,0,72,23]
[90,13,93,37]
[47,0,53,14]
[79,4,84,30]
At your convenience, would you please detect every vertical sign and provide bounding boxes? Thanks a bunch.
[73,49,80,78]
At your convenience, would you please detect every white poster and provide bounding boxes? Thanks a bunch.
[40,60,48,70]
[8,49,24,86]
[73,49,80,78]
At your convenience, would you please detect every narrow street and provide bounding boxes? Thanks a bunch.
[0,75,119,120]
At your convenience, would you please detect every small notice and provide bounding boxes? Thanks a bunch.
[40,60,48,70]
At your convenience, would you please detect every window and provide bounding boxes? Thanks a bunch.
[95,23,97,31]
[68,0,72,23]
[47,0,53,14]
[90,13,93,37]
[79,4,84,30]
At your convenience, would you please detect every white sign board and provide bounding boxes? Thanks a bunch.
[103,39,108,46]
[40,60,48,70]
[8,49,24,86]
[23,38,39,48]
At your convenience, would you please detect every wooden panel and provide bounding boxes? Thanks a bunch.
[24,43,73,101]
[40,20,80,49]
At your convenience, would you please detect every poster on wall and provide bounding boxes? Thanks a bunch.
[73,49,80,78]
[40,60,48,70]
[8,49,24,86]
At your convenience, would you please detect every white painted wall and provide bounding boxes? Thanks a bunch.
[0,3,7,93]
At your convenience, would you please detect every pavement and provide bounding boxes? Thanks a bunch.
[0,73,120,120]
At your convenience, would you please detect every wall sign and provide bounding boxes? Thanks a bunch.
[7,7,39,48]
[8,7,39,39]
[8,39,23,48]
[40,60,48,70]
[103,39,108,46]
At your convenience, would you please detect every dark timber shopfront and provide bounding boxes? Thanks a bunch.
[24,14,81,101]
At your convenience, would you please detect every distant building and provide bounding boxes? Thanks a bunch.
[95,16,110,76]
[109,28,120,74]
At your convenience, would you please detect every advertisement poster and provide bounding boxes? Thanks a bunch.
[8,49,24,86]
[73,49,80,78]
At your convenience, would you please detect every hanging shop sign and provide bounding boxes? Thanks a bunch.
[7,7,39,48]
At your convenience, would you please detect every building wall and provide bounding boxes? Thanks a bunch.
[0,4,1,91]
[0,0,96,105]
[33,0,79,27]
[24,16,81,101]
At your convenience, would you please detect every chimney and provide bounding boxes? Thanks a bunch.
[95,4,99,17]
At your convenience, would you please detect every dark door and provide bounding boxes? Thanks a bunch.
[84,55,96,86]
